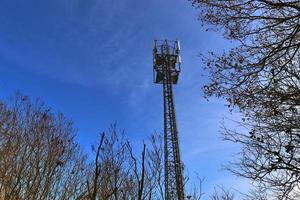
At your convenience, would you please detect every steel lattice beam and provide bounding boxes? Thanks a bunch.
[153,40,185,200]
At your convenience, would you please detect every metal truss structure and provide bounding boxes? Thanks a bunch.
[153,40,185,200]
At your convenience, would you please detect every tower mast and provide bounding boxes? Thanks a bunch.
[153,40,185,200]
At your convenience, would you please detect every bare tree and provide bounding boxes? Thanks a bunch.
[86,125,130,200]
[127,142,147,200]
[242,186,269,200]
[146,133,165,200]
[0,94,87,200]
[87,132,105,200]
[85,127,169,200]
[191,0,300,198]
[210,187,235,200]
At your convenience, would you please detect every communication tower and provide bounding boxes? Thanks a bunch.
[153,40,185,200]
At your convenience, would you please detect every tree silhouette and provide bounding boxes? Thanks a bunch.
[191,0,300,198]
[0,94,87,200]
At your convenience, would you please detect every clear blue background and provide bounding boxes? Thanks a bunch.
[0,0,249,196]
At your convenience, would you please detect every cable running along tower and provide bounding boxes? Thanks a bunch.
[153,40,185,200]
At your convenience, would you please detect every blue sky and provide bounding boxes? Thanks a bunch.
[0,0,249,196]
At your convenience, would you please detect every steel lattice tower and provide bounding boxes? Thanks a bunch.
[153,40,185,200]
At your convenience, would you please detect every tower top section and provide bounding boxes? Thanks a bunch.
[153,40,181,84]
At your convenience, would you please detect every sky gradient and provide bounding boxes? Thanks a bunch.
[0,0,249,196]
